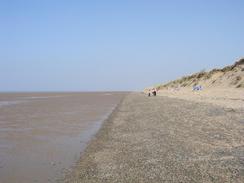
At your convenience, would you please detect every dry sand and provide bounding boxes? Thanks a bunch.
[64,93,244,183]
[158,87,244,109]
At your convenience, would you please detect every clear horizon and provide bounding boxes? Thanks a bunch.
[1,0,244,91]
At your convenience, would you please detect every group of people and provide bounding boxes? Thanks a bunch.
[148,88,157,97]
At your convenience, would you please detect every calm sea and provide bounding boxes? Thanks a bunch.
[0,92,126,183]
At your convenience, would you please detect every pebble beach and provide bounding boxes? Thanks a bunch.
[64,93,244,182]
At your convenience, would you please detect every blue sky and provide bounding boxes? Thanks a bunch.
[1,0,244,91]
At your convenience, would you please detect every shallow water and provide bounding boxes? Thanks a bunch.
[0,92,126,183]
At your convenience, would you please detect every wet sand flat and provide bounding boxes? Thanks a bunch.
[66,93,244,183]
[0,92,126,183]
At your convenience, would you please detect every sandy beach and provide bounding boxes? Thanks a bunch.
[2,1,244,182]
[158,87,244,109]
[64,93,244,182]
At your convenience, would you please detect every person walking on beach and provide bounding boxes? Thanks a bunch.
[148,89,151,97]
[152,88,157,96]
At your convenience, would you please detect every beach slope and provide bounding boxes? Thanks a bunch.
[65,93,244,183]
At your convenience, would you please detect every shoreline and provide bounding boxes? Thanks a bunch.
[61,93,129,182]
[63,93,244,182]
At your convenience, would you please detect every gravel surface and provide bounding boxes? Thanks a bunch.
[64,93,244,183]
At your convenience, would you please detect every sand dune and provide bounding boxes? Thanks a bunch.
[145,58,244,109]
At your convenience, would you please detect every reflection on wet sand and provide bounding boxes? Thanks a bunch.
[0,92,126,183]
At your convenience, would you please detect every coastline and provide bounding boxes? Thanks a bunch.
[61,93,129,182]
[63,93,244,183]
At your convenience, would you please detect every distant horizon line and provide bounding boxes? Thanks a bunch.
[0,90,135,93]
